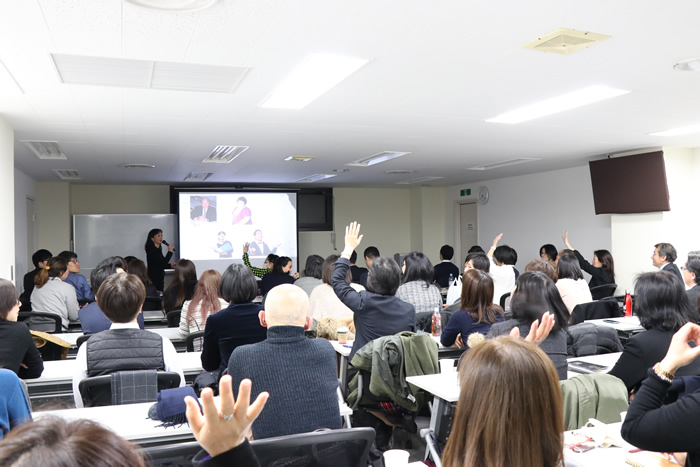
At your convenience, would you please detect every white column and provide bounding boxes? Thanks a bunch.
[0,118,15,282]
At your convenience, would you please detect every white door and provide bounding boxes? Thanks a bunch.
[459,203,478,267]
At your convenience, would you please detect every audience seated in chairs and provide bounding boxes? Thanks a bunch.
[57,251,93,301]
[444,252,491,313]
[178,270,227,339]
[563,230,616,289]
[19,249,52,311]
[126,259,161,298]
[79,256,145,334]
[555,250,593,314]
[162,259,198,314]
[442,334,562,467]
[433,245,461,288]
[260,256,296,296]
[0,280,43,379]
[348,250,367,285]
[293,254,324,297]
[609,271,700,394]
[29,257,79,332]
[487,271,570,380]
[309,255,363,331]
[201,264,266,376]
[396,251,443,315]
[72,273,184,408]
[441,269,504,348]
[359,246,380,288]
[228,284,341,439]
[332,222,416,361]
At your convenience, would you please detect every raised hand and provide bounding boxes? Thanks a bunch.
[243,242,249,254]
[342,222,364,257]
[185,376,268,458]
[509,312,555,346]
[562,230,573,250]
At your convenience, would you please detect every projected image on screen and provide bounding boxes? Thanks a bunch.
[178,192,297,275]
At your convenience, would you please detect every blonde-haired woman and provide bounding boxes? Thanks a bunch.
[442,336,563,467]
[178,270,228,338]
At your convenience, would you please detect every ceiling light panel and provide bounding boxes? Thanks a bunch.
[649,124,700,137]
[284,156,315,162]
[522,28,611,55]
[346,151,410,167]
[123,0,221,12]
[261,53,371,109]
[184,172,213,181]
[486,85,630,124]
[22,141,68,160]
[295,174,337,183]
[466,158,540,170]
[52,54,250,93]
[52,169,81,180]
[202,145,249,163]
[395,176,444,185]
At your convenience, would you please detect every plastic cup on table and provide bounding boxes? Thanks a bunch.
[337,327,349,345]
[383,449,410,467]
[440,358,456,375]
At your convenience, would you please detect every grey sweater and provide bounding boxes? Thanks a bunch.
[487,319,568,380]
[228,325,341,439]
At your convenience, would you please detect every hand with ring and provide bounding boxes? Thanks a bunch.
[185,375,269,458]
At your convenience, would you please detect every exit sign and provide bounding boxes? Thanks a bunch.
[460,188,471,196]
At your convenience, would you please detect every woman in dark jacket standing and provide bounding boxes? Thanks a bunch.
[145,228,174,292]
[562,230,615,288]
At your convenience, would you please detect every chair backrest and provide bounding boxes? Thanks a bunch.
[185,330,204,352]
[18,311,63,333]
[140,440,201,466]
[76,334,93,349]
[499,292,510,309]
[142,296,162,312]
[250,427,375,467]
[590,283,618,300]
[78,371,181,407]
[165,310,180,327]
[570,297,622,325]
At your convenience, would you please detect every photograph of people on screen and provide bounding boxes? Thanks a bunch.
[190,196,217,223]
[232,196,252,225]
[248,229,280,257]
[213,231,233,258]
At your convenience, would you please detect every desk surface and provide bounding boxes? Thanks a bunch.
[61,327,184,347]
[330,334,443,357]
[34,398,352,445]
[406,373,459,402]
[585,316,643,332]
[26,351,204,386]
[566,352,621,380]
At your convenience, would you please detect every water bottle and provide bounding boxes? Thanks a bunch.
[624,290,632,317]
[448,273,454,286]
[432,307,442,336]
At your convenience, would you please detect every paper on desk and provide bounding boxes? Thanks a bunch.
[579,419,633,449]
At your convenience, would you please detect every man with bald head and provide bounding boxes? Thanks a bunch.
[227,284,341,439]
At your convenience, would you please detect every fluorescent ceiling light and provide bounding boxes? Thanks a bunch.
[202,145,249,164]
[295,174,337,183]
[346,151,411,167]
[466,158,540,170]
[649,123,700,137]
[284,155,315,162]
[674,58,700,72]
[261,54,371,109]
[395,176,444,185]
[122,163,155,169]
[184,172,213,181]
[486,85,630,124]
[123,0,220,12]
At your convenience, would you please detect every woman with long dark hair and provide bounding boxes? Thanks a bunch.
[609,271,700,393]
[442,337,564,467]
[144,228,174,292]
[563,230,615,288]
[555,250,593,313]
[178,270,227,338]
[0,279,43,378]
[30,257,79,331]
[260,256,296,296]
[396,251,443,314]
[487,271,570,379]
[441,269,504,347]
[163,259,198,314]
[126,259,160,298]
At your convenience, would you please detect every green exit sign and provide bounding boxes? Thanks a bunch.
[460,188,471,196]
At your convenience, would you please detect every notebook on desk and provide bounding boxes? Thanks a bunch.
[568,360,608,374]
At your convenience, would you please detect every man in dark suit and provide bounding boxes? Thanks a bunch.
[249,230,278,256]
[652,242,682,282]
[190,197,217,222]
[433,245,461,288]
[349,250,367,284]
[683,254,700,312]
[359,246,379,288]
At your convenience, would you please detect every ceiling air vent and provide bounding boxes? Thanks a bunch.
[202,145,249,164]
[22,141,67,160]
[122,163,155,169]
[184,172,213,181]
[395,176,443,185]
[52,169,81,180]
[346,151,410,167]
[522,28,610,55]
[385,170,415,175]
[295,174,337,183]
[284,156,315,162]
[466,158,540,170]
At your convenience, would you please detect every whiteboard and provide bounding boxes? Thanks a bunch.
[73,214,179,270]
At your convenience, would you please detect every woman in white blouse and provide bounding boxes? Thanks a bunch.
[555,250,593,313]
[178,269,228,338]
[309,255,364,329]
[30,257,79,331]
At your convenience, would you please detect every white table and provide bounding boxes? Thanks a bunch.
[34,398,353,447]
[406,372,458,452]
[330,340,353,397]
[585,316,643,333]
[566,352,622,380]
[61,327,185,348]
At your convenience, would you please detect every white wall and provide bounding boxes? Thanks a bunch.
[71,185,170,214]
[0,119,14,282]
[36,182,71,255]
[14,169,37,291]
[445,165,612,271]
